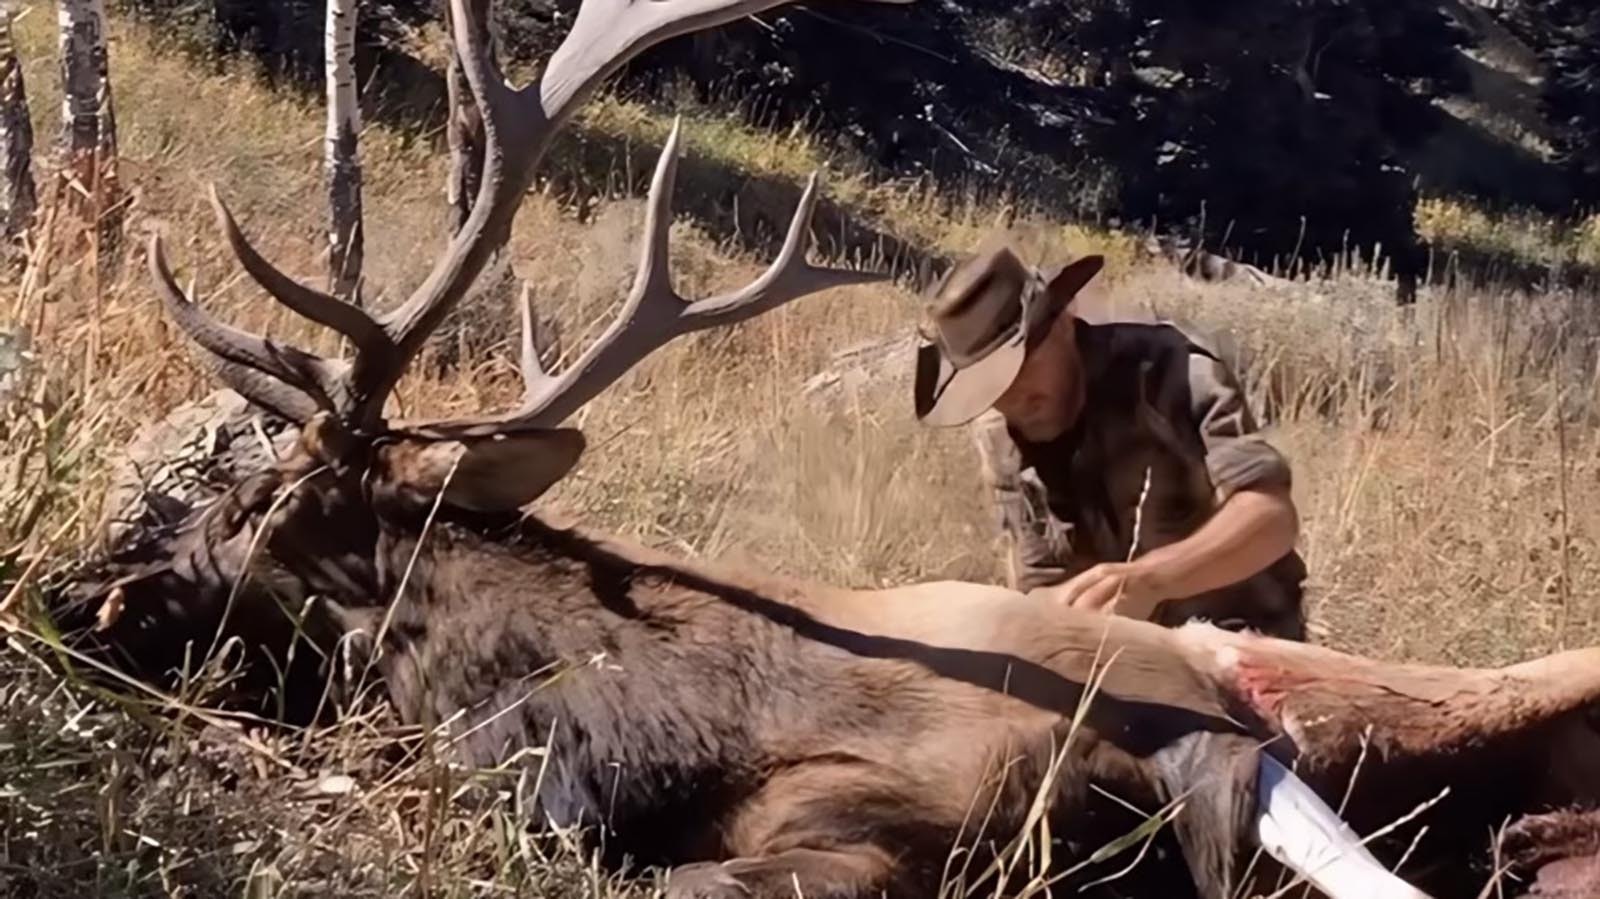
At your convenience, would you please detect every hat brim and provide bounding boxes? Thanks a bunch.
[914,330,1027,427]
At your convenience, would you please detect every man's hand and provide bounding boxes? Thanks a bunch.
[1031,487,1299,620]
[1034,562,1167,620]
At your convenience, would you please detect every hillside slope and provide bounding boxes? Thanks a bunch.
[1407,0,1569,211]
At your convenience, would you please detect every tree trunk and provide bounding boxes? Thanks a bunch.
[324,0,363,302]
[0,2,36,245]
[445,0,491,238]
[57,0,122,269]
[432,0,534,379]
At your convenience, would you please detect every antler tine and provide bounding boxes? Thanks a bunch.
[681,169,885,322]
[147,233,338,420]
[340,0,526,426]
[633,116,688,306]
[354,0,907,431]
[503,119,694,428]
[400,117,883,437]
[194,358,325,425]
[539,0,917,125]
[209,187,393,362]
[518,282,556,402]
[146,186,391,425]
[152,0,910,435]
[389,120,683,439]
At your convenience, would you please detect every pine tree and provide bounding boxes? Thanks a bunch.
[108,0,1487,301]
[1542,0,1600,205]
[1086,0,1470,301]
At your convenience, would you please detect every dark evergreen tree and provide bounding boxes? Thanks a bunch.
[107,0,1484,301]
[112,0,429,88]
[604,0,1473,300]
[611,0,1113,214]
[1542,0,1600,205]
[1086,0,1471,300]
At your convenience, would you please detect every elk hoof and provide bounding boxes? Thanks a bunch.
[664,862,752,898]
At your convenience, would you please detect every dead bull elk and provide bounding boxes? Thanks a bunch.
[43,0,1600,896]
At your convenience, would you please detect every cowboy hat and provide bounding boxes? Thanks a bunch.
[913,243,1104,427]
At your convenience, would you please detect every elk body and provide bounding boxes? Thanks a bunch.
[47,1,1600,897]
[59,434,1600,898]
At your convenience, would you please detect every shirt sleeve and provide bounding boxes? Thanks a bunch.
[1188,351,1293,502]
[969,409,1071,591]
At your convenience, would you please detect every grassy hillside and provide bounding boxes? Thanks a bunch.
[3,5,1600,896]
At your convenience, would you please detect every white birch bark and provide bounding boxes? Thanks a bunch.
[0,2,36,242]
[325,0,364,302]
[57,0,121,264]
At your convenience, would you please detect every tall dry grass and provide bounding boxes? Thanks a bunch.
[3,6,1600,896]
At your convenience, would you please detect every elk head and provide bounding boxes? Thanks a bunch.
[51,0,896,722]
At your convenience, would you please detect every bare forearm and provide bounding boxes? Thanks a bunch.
[1137,488,1299,601]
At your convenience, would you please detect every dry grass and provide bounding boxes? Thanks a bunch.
[3,5,1600,897]
[1417,197,1600,273]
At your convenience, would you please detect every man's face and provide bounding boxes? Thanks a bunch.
[992,311,1084,442]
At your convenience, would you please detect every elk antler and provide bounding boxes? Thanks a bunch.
[402,119,877,437]
[150,0,906,432]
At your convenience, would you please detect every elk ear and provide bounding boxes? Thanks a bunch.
[1045,254,1105,308]
[391,429,587,513]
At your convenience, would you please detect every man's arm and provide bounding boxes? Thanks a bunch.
[1054,349,1301,616]
[969,408,1070,592]
[1052,486,1299,616]
[1139,345,1300,600]
[1130,484,1298,601]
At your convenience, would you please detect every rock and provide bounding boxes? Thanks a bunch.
[98,389,300,552]
[0,326,36,423]
[800,334,919,408]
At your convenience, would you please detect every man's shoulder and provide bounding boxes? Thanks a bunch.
[1081,317,1239,370]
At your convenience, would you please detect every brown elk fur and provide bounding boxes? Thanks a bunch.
[1506,809,1600,897]
[60,439,1260,896]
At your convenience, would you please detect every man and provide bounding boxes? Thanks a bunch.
[913,240,1307,640]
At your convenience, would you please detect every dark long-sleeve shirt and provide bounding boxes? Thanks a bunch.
[969,319,1307,640]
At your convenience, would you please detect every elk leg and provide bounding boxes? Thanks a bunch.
[1253,754,1433,899]
[664,845,892,899]
[1505,808,1600,899]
